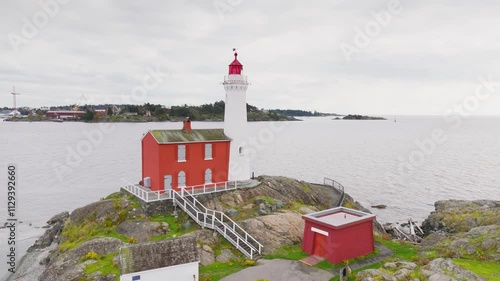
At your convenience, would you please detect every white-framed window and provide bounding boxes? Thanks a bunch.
[205,168,212,183]
[178,145,186,162]
[178,171,186,187]
[205,143,212,160]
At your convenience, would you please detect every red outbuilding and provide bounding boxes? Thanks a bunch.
[141,119,231,192]
[46,110,85,119]
[302,207,376,264]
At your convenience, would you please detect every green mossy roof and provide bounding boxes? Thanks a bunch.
[150,129,231,143]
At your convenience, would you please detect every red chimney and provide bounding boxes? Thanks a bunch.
[183,117,192,132]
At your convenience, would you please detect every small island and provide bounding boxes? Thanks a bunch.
[337,114,387,120]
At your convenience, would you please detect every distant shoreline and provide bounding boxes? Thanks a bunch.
[3,117,299,123]
[333,114,387,120]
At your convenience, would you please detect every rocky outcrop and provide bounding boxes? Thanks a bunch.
[421,258,486,281]
[115,219,169,242]
[14,176,382,280]
[199,244,215,266]
[198,176,336,213]
[429,225,500,261]
[298,206,318,214]
[181,229,219,245]
[356,269,396,281]
[28,211,68,252]
[216,249,237,263]
[240,211,304,254]
[7,243,58,281]
[358,259,486,281]
[420,199,500,265]
[39,237,122,281]
[47,211,70,225]
[422,200,500,234]
[70,199,130,225]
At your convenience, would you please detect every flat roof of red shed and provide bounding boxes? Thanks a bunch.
[303,207,375,229]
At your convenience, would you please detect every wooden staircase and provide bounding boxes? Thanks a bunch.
[172,190,263,260]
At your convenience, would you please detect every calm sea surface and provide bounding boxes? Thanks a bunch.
[1,116,499,278]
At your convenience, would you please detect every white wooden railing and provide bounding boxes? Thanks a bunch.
[121,179,172,202]
[121,179,242,203]
[181,180,239,196]
[172,190,263,259]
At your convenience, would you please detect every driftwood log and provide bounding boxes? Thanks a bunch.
[384,219,423,244]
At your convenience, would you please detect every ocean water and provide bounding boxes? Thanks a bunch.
[0,116,499,279]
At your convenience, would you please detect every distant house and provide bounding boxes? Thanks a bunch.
[302,207,376,264]
[95,109,108,117]
[120,237,199,281]
[141,118,231,192]
[46,110,85,119]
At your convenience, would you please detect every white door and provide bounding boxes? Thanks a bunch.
[164,175,172,191]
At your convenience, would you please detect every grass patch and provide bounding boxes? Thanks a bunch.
[104,192,142,209]
[263,244,308,260]
[375,236,418,260]
[453,259,500,281]
[198,232,251,280]
[315,259,344,271]
[200,260,254,281]
[83,252,120,281]
[253,196,275,204]
[59,196,197,252]
[343,200,356,209]
[210,237,240,257]
[149,212,198,239]
[284,201,306,213]
[312,244,381,273]
[58,220,131,252]
[315,248,380,271]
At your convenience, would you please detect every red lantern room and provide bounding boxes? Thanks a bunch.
[228,50,243,75]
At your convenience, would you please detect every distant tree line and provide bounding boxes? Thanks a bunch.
[269,109,323,116]
[70,101,294,122]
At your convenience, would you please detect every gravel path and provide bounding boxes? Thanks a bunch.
[220,259,334,281]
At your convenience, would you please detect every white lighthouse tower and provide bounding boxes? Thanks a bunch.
[223,50,250,181]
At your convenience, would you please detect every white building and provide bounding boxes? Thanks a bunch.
[223,51,251,181]
[120,237,199,281]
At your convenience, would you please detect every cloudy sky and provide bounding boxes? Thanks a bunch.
[1,0,500,115]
